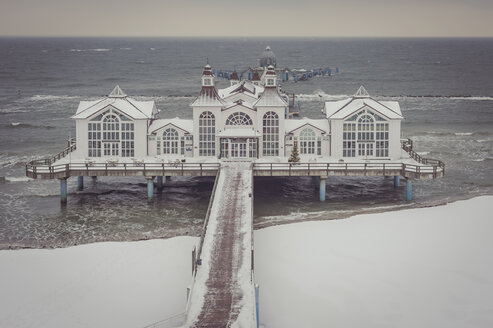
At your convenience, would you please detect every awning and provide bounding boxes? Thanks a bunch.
[217,128,259,138]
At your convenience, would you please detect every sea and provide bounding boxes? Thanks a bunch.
[0,37,492,249]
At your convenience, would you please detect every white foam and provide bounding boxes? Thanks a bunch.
[11,122,20,126]
[5,176,32,183]
[455,132,474,136]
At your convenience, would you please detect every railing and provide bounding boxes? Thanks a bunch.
[401,138,445,175]
[253,161,444,178]
[193,166,222,276]
[26,161,221,179]
[141,312,185,328]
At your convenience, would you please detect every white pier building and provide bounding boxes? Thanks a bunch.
[26,64,444,203]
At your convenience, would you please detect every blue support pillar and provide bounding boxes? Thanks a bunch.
[406,179,413,201]
[156,176,163,191]
[394,175,400,187]
[77,176,84,191]
[319,177,326,202]
[146,177,154,202]
[255,284,260,328]
[60,178,67,204]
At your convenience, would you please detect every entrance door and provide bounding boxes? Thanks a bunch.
[103,142,120,156]
[230,139,248,158]
[358,142,374,157]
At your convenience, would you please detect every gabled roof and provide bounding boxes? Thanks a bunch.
[324,87,403,120]
[285,118,329,134]
[73,86,157,120]
[148,118,193,134]
[218,80,263,100]
[191,86,226,107]
[254,87,288,107]
[222,101,256,112]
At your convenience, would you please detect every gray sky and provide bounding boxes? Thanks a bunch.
[1,0,492,37]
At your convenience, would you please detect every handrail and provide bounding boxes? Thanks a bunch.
[26,161,220,177]
[401,138,445,173]
[141,312,185,328]
[194,165,222,274]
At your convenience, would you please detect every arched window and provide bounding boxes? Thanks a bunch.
[357,114,374,141]
[342,109,388,158]
[262,111,279,156]
[226,112,253,125]
[88,109,134,157]
[299,128,316,154]
[163,128,179,154]
[199,111,215,156]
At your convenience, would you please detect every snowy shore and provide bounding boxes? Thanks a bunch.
[1,196,492,328]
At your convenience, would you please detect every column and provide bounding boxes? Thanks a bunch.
[319,177,326,202]
[394,175,400,187]
[255,284,260,328]
[77,176,84,191]
[60,178,68,204]
[146,177,155,202]
[156,176,163,191]
[406,179,413,201]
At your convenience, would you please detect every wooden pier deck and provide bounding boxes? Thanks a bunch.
[185,162,256,328]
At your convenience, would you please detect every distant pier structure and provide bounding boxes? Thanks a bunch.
[26,62,444,327]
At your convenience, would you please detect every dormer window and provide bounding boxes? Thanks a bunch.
[204,78,212,86]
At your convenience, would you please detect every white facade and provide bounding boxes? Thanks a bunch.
[72,70,404,162]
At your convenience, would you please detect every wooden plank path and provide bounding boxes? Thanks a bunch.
[185,162,256,328]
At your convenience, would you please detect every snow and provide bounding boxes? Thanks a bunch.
[185,162,255,327]
[148,118,193,134]
[0,238,197,328]
[217,128,259,137]
[324,97,402,119]
[2,196,491,328]
[73,96,156,119]
[285,118,329,134]
[255,196,493,328]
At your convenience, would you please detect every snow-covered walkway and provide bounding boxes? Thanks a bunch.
[185,162,255,328]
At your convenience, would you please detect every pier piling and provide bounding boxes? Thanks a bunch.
[156,176,163,191]
[77,176,84,191]
[394,175,400,187]
[146,177,155,202]
[59,178,68,203]
[406,179,413,201]
[319,177,326,202]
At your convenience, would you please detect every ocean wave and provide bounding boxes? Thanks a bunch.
[6,122,55,129]
[3,176,32,183]
[69,48,111,52]
[119,48,132,50]
[28,94,81,101]
[298,94,493,102]
[413,131,492,137]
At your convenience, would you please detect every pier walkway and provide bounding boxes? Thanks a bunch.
[185,162,256,328]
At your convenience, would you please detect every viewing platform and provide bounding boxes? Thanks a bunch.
[25,138,444,203]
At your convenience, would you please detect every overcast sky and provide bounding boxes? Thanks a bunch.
[1,0,492,37]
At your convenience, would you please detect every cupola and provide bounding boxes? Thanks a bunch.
[201,64,214,87]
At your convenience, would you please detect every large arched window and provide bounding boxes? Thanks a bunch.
[342,109,388,158]
[199,111,215,156]
[262,111,279,156]
[163,128,179,154]
[299,128,316,154]
[226,112,253,125]
[88,108,134,157]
